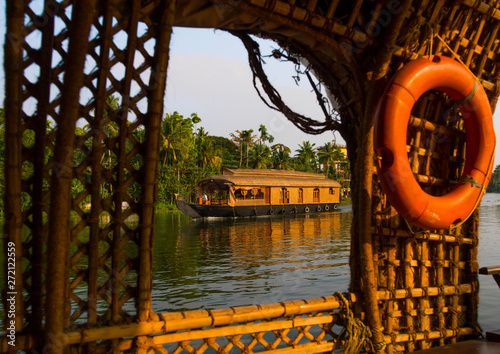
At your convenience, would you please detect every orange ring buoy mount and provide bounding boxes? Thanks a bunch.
[375,56,496,230]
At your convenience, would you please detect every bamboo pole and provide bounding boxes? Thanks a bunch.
[419,240,431,350]
[29,0,56,332]
[231,0,368,42]
[4,0,26,334]
[45,0,98,352]
[137,0,176,322]
[460,0,500,20]
[347,0,364,28]
[450,230,461,344]
[87,0,114,326]
[110,0,140,324]
[404,238,415,352]
[373,227,474,244]
[354,0,413,351]
[1,325,476,353]
[0,285,475,351]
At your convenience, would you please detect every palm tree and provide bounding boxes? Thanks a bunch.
[191,113,201,129]
[249,144,272,169]
[237,129,259,167]
[196,126,208,139]
[317,142,344,178]
[161,111,193,166]
[240,129,257,167]
[295,141,317,171]
[258,124,274,146]
[271,143,291,153]
[271,143,292,170]
[197,138,223,171]
[230,130,244,168]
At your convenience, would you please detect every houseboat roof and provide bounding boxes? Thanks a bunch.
[198,168,342,188]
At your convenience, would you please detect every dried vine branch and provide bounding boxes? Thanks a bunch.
[229,30,342,135]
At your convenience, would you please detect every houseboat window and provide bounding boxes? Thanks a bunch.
[251,188,264,200]
[235,188,248,200]
[298,188,303,203]
[280,188,290,204]
[329,188,335,195]
[313,188,320,203]
[235,188,263,200]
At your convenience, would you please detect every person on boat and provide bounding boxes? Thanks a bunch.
[202,193,208,204]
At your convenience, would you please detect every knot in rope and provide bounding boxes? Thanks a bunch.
[333,292,380,353]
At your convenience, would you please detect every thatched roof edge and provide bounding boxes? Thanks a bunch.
[199,173,341,188]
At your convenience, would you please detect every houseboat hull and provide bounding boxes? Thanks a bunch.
[176,195,339,219]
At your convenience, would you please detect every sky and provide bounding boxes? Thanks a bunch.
[1,3,500,166]
[165,27,340,152]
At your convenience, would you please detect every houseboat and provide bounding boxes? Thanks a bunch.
[175,168,342,218]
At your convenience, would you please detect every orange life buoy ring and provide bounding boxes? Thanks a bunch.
[375,56,495,229]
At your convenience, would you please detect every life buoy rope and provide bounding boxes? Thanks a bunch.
[375,55,496,230]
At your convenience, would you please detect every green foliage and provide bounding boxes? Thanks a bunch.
[295,141,317,172]
[487,164,500,193]
[317,142,344,178]
[249,144,272,169]
[0,107,351,213]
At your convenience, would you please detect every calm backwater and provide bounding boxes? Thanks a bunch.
[477,193,500,332]
[0,195,499,332]
[152,209,352,312]
[153,194,500,333]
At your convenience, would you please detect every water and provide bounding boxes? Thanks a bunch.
[153,196,500,333]
[478,193,500,332]
[152,209,352,312]
[1,196,499,333]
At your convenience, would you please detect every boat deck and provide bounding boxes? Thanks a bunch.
[412,333,500,354]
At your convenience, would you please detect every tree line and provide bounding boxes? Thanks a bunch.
[156,111,349,206]
[0,106,349,211]
[486,164,500,193]
[4,105,500,211]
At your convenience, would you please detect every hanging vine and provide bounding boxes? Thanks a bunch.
[229,30,343,135]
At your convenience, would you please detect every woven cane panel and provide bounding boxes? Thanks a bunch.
[65,299,347,353]
[15,0,154,329]
[66,7,154,326]
[371,86,480,352]
[17,0,72,329]
[372,49,484,354]
[367,1,500,351]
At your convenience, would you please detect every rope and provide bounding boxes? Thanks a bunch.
[333,292,386,354]
[434,34,481,83]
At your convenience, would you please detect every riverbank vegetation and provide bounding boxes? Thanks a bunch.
[486,164,500,193]
[0,105,351,212]
[3,104,500,213]
[4,102,500,211]
[156,111,351,207]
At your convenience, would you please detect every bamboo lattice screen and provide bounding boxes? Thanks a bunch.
[2,0,500,353]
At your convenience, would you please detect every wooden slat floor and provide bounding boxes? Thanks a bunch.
[412,339,500,354]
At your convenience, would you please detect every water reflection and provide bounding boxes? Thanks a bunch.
[152,209,352,313]
[2,197,498,331]
[478,193,500,332]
